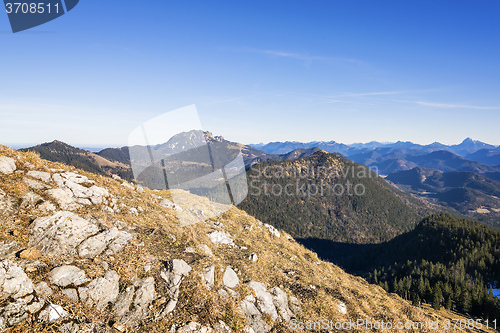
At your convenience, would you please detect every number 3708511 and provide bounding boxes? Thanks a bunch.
[5,2,60,14]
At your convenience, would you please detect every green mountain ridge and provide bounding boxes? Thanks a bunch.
[238,150,434,244]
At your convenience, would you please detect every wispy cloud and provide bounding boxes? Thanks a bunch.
[236,47,364,66]
[414,101,499,110]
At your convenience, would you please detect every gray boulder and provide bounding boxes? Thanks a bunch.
[288,296,302,315]
[61,288,79,302]
[78,270,120,310]
[29,211,99,257]
[0,156,16,175]
[48,265,90,287]
[20,192,44,210]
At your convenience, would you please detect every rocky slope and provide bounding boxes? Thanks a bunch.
[0,146,492,332]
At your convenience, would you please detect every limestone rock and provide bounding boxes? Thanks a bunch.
[239,295,270,333]
[264,224,280,238]
[34,282,53,299]
[59,322,80,333]
[0,260,34,301]
[117,277,155,326]
[338,300,347,315]
[214,321,233,333]
[203,265,215,289]
[29,211,99,257]
[48,265,90,287]
[112,285,135,318]
[222,267,239,289]
[78,270,120,310]
[288,296,302,315]
[61,288,79,302]
[270,287,294,321]
[198,244,213,256]
[160,259,191,315]
[247,281,278,321]
[177,322,214,333]
[160,199,182,212]
[0,241,22,260]
[208,231,235,246]
[121,182,135,190]
[23,177,51,190]
[0,156,16,175]
[46,189,78,210]
[38,303,69,323]
[0,189,18,218]
[20,192,44,210]
[26,171,51,183]
[78,227,133,258]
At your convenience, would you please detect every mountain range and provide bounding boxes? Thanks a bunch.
[253,137,500,159]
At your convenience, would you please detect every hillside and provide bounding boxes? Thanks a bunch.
[238,150,434,244]
[2,145,486,332]
[21,141,134,181]
[467,149,500,166]
[386,167,500,228]
[357,214,500,321]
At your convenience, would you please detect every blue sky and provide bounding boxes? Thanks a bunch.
[1,0,500,148]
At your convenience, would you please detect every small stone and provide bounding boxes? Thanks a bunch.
[222,267,239,289]
[0,156,16,174]
[61,288,79,302]
[27,170,51,182]
[38,303,69,323]
[129,207,138,216]
[113,322,127,332]
[198,244,213,256]
[34,282,53,299]
[184,247,196,253]
[121,182,135,190]
[48,265,90,287]
[249,253,258,262]
[208,231,235,246]
[19,247,42,260]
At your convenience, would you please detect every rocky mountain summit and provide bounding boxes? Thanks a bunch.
[0,146,489,332]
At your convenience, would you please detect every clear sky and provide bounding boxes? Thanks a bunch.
[1,0,500,148]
